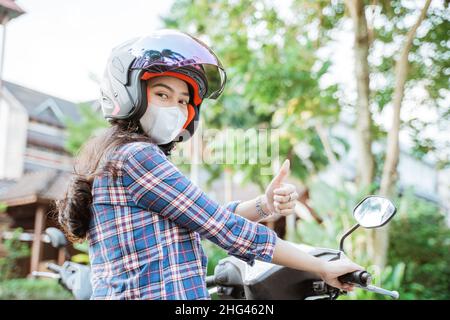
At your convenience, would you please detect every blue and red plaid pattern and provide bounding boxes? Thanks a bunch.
[87,141,277,300]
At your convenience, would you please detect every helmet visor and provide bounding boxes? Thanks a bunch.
[129,29,226,99]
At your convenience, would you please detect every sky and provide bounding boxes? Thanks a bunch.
[4,0,174,102]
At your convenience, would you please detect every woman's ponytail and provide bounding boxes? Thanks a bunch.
[56,174,93,243]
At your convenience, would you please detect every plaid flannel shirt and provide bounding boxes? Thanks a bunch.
[87,141,277,300]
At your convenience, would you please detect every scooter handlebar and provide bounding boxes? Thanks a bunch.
[206,275,216,288]
[338,270,372,287]
[338,270,400,299]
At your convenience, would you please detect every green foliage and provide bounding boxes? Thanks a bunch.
[371,0,450,168]
[0,202,6,213]
[71,254,90,265]
[0,278,73,300]
[73,241,89,253]
[64,102,108,156]
[0,228,30,281]
[201,239,228,277]
[161,0,449,188]
[295,180,375,259]
[163,0,344,186]
[388,189,450,299]
[340,263,406,300]
[295,181,449,299]
[71,241,90,265]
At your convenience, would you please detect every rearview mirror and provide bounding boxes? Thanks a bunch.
[45,227,67,249]
[353,196,397,228]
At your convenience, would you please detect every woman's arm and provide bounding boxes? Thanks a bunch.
[271,237,363,291]
[122,143,277,266]
[233,194,296,223]
[233,196,271,222]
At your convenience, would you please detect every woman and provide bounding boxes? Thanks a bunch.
[56,29,361,300]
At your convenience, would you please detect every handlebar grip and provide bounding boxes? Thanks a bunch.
[205,275,216,287]
[46,262,62,273]
[338,271,372,287]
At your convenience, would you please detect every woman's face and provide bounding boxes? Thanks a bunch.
[147,76,190,118]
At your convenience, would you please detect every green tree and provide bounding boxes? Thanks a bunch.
[0,202,7,214]
[162,0,449,271]
[388,189,450,299]
[163,0,346,191]
[64,103,108,156]
[0,228,30,281]
[344,0,449,267]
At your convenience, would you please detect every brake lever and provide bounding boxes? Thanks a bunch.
[355,283,399,299]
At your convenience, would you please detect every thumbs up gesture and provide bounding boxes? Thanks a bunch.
[263,159,299,217]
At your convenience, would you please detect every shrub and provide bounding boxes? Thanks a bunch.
[201,239,228,276]
[294,181,450,300]
[0,278,73,300]
[0,228,30,281]
[388,190,450,300]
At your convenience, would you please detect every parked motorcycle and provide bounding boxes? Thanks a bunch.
[31,227,92,300]
[34,195,399,300]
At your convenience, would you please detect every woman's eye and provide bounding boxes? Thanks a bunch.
[180,100,189,106]
[157,93,168,99]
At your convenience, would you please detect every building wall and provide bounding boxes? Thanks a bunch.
[23,146,73,172]
[24,120,73,172]
[0,89,75,179]
[0,92,28,180]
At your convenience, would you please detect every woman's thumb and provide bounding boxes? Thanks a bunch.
[271,159,290,185]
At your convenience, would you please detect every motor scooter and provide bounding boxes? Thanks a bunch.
[31,227,92,300]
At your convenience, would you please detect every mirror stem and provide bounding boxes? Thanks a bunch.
[339,223,360,254]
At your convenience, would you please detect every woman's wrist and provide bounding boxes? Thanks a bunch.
[316,259,328,278]
[256,195,272,219]
[261,194,272,214]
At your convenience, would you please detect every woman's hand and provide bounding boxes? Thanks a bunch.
[263,159,299,217]
[272,238,364,293]
[318,258,364,291]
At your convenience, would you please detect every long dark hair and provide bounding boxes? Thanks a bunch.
[55,118,176,243]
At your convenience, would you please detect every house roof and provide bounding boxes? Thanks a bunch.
[0,170,72,207]
[0,0,25,20]
[3,81,83,127]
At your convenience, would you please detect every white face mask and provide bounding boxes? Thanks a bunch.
[140,103,188,145]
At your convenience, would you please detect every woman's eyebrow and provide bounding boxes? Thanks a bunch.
[151,83,189,96]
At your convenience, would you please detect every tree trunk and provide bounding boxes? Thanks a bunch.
[345,0,375,190]
[315,122,346,189]
[345,0,377,262]
[375,0,432,268]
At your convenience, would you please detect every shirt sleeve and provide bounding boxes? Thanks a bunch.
[225,200,242,213]
[121,143,277,266]
[197,200,242,241]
